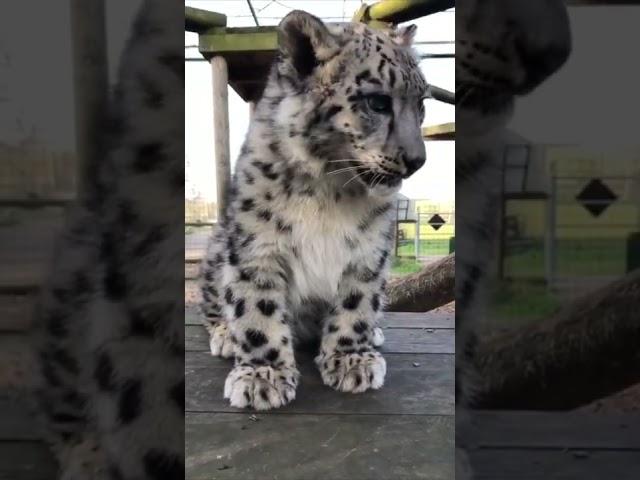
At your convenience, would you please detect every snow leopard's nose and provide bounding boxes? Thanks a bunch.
[402,152,426,178]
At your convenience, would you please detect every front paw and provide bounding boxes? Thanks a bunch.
[223,364,299,410]
[206,322,234,358]
[316,349,387,393]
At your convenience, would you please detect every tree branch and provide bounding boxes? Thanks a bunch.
[385,253,454,312]
[474,268,640,410]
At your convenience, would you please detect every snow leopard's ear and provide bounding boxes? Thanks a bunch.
[277,10,338,77]
[391,24,418,47]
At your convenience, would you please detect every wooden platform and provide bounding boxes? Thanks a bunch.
[185,308,456,479]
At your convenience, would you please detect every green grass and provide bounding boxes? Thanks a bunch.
[390,256,423,277]
[504,238,628,278]
[484,280,561,333]
[396,238,454,257]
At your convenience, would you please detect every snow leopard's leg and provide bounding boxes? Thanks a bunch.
[315,250,390,393]
[199,227,233,357]
[219,239,299,411]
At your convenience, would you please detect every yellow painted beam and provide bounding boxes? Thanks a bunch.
[355,0,454,25]
[423,122,455,141]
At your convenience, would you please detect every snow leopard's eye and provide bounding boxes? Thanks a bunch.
[366,94,393,114]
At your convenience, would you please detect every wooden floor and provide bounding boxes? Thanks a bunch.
[185,307,456,480]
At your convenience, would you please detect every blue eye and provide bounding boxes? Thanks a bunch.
[366,94,393,114]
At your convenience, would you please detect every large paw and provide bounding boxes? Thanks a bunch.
[316,349,387,393]
[206,322,234,358]
[223,364,299,410]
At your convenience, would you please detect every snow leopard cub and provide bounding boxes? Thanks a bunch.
[199,11,428,410]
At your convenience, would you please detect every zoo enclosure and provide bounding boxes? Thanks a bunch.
[184,0,456,227]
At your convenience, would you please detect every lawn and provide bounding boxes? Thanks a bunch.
[390,256,424,277]
[396,238,454,257]
[504,238,628,278]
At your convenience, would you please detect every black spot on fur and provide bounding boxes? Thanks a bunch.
[51,348,80,374]
[353,321,369,335]
[94,352,116,391]
[246,329,268,348]
[143,449,183,480]
[133,143,164,172]
[118,379,142,424]
[241,343,252,353]
[240,199,255,212]
[338,336,354,347]
[342,291,364,310]
[256,299,277,316]
[235,299,246,318]
[371,294,381,312]
[324,105,343,120]
[259,388,269,402]
[239,268,253,281]
[265,348,280,362]
[282,336,289,345]
[328,323,339,333]
[169,380,184,412]
[276,219,293,233]
[257,209,273,222]
[224,288,234,305]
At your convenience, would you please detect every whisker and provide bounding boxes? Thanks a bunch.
[327,166,362,176]
[342,169,370,188]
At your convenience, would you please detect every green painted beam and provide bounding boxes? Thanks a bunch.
[185,6,226,33]
[198,27,278,55]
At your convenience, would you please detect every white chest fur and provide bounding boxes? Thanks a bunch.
[282,192,374,305]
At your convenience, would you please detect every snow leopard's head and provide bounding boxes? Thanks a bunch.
[261,10,428,197]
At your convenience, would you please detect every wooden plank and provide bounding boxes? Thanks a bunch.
[184,308,454,329]
[186,352,454,415]
[384,311,454,329]
[185,6,226,32]
[199,28,277,54]
[0,397,43,441]
[0,443,58,480]
[186,412,454,480]
[467,411,640,449]
[470,449,640,480]
[185,325,454,354]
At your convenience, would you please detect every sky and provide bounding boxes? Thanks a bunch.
[185,1,455,201]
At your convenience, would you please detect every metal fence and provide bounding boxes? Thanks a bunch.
[396,207,455,260]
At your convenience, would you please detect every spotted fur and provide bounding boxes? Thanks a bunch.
[33,2,184,478]
[455,1,571,478]
[199,11,428,410]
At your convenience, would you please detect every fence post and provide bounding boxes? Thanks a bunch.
[414,207,420,259]
[211,55,231,222]
[70,0,108,196]
[545,168,557,291]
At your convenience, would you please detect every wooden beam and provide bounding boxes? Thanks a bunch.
[198,28,278,56]
[70,0,108,197]
[185,6,226,33]
[211,56,231,222]
[423,123,455,141]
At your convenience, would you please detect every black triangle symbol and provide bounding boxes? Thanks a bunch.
[576,179,617,217]
[428,214,445,231]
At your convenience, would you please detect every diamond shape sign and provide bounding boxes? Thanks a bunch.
[428,214,446,231]
[575,179,617,217]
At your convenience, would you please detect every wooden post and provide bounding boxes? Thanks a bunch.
[70,0,108,196]
[211,56,231,221]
